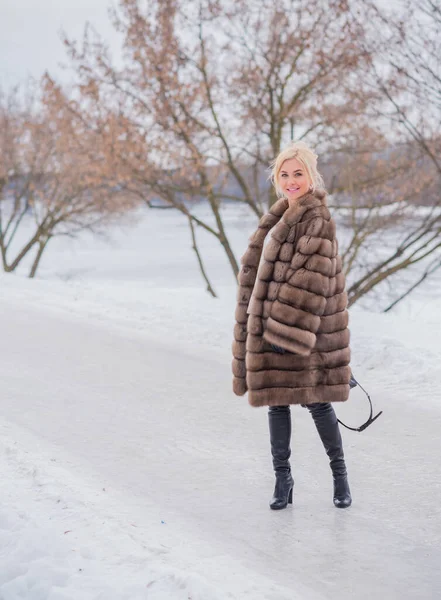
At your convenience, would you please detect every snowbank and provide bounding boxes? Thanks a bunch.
[1,204,440,599]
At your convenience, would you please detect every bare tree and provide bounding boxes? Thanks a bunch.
[61,0,439,308]
[336,0,441,309]
[0,78,133,278]
[335,143,441,308]
[374,0,441,174]
[63,0,375,290]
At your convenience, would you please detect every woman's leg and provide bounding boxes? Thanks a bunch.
[268,405,294,510]
[306,402,352,508]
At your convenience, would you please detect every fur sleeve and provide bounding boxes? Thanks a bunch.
[231,199,288,396]
[263,216,335,356]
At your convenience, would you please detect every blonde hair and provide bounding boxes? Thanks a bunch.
[270,141,326,198]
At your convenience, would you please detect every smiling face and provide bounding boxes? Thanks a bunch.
[278,157,311,202]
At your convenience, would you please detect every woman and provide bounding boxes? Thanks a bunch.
[232,141,352,510]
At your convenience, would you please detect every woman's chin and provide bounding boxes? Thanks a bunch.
[285,192,303,202]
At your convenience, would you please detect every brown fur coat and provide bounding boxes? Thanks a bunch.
[232,190,351,407]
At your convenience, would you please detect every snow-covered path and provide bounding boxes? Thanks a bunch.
[1,296,440,599]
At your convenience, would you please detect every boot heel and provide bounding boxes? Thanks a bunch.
[333,476,352,508]
[269,474,294,510]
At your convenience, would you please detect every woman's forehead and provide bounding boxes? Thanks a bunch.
[280,157,303,171]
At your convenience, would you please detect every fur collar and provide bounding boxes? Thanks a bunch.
[274,189,327,228]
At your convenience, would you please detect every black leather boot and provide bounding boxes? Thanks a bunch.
[268,406,294,510]
[307,403,352,509]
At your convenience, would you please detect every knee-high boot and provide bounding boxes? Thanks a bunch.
[268,406,294,510]
[307,403,352,508]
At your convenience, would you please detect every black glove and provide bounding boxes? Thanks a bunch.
[271,343,286,354]
[349,373,358,389]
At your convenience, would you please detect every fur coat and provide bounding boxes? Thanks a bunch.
[232,190,351,407]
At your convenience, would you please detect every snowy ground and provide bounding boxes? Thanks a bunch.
[0,205,440,599]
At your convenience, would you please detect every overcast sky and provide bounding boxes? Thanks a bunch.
[0,0,407,91]
[0,0,120,88]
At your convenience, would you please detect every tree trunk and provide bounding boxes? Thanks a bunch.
[268,186,278,208]
[7,233,41,272]
[188,217,217,297]
[29,237,50,278]
[0,240,9,272]
[204,184,239,280]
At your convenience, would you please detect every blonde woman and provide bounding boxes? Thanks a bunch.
[232,142,352,510]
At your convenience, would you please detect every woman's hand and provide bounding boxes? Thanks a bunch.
[271,344,286,354]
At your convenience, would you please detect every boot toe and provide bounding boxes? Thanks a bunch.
[333,476,351,508]
[270,499,289,510]
[269,475,293,510]
[333,496,352,509]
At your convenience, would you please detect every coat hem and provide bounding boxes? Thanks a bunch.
[248,384,350,407]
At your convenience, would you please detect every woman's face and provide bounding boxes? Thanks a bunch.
[278,158,311,202]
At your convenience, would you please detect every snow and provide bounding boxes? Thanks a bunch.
[0,431,222,600]
[0,204,440,599]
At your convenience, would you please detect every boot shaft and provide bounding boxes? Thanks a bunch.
[268,405,292,473]
[306,403,347,478]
